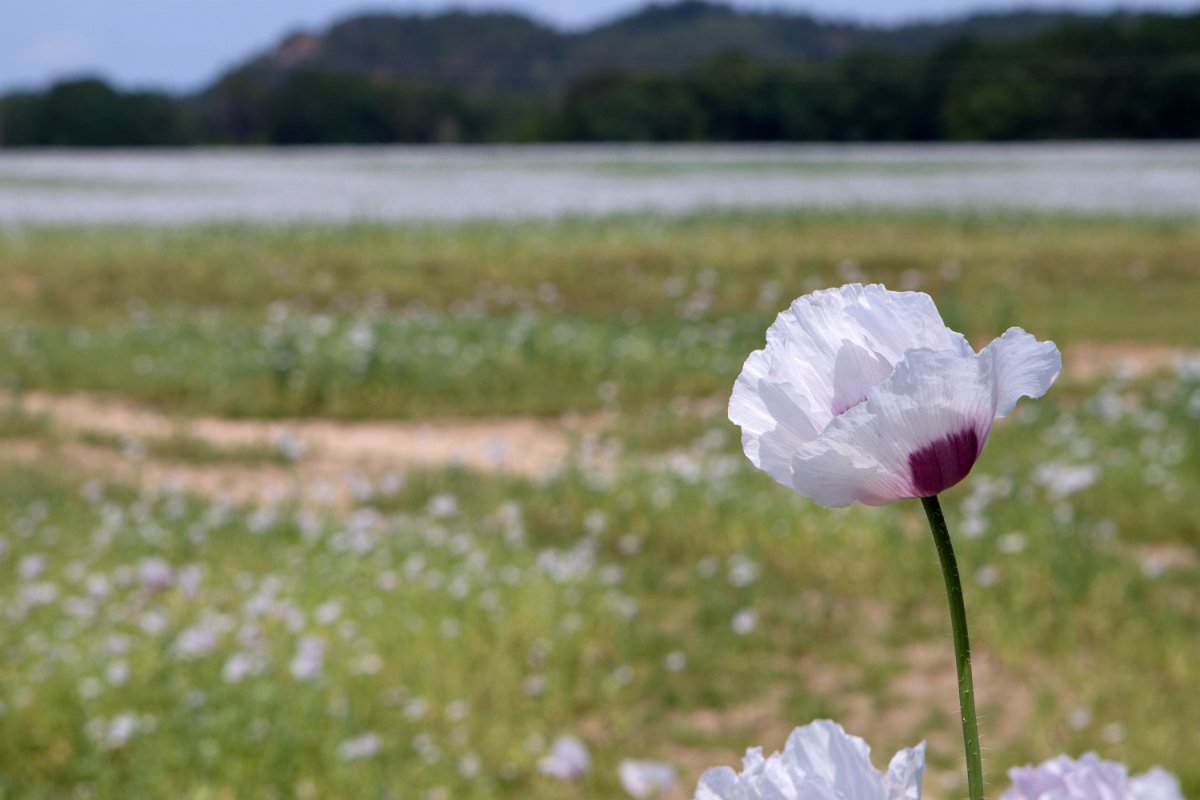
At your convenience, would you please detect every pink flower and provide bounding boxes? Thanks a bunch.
[695,720,925,800]
[1002,753,1184,800]
[730,284,1060,507]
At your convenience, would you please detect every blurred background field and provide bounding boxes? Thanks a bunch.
[4,0,1200,797]
[3,144,1200,223]
[2,197,1199,798]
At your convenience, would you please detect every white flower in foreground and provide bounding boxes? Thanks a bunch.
[539,735,590,781]
[695,719,925,800]
[730,284,1060,507]
[620,759,677,798]
[1002,753,1184,800]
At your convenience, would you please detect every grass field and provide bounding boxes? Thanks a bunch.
[1,210,1198,798]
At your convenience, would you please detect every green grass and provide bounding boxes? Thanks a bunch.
[1,210,1198,419]
[0,209,1197,797]
[0,404,52,439]
[1,211,1197,337]
[74,429,291,466]
[1,369,1198,796]
[0,312,755,418]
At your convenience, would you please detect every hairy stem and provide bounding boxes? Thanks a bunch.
[921,494,984,800]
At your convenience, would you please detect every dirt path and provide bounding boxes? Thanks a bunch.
[1063,341,1194,382]
[21,392,582,476]
[4,392,603,506]
[2,340,1190,506]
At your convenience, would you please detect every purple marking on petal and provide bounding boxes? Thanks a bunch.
[908,427,980,497]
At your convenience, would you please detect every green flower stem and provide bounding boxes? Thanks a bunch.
[921,494,984,800]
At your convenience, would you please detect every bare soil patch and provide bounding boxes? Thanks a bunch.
[3,338,1192,505]
[5,392,601,506]
[1063,342,1194,382]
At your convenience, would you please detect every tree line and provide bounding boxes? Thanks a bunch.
[2,13,1197,146]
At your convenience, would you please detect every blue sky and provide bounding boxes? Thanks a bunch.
[3,0,1197,93]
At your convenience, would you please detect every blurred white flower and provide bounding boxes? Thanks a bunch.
[138,557,175,591]
[404,697,428,720]
[620,759,677,798]
[663,650,688,672]
[379,470,405,495]
[584,510,608,534]
[618,533,642,556]
[177,564,204,597]
[727,554,761,587]
[352,653,383,675]
[428,493,459,518]
[86,573,111,598]
[729,284,1060,506]
[314,600,342,625]
[103,635,131,656]
[1067,707,1093,731]
[99,712,140,750]
[222,652,263,684]
[18,554,46,581]
[1002,753,1183,800]
[539,735,590,781]
[695,719,925,800]
[998,532,1027,554]
[1033,462,1100,498]
[338,732,382,761]
[138,610,169,636]
[731,608,758,635]
[1102,722,1127,744]
[105,660,130,686]
[173,626,218,660]
[1142,557,1168,579]
[459,753,482,778]
[78,677,102,700]
[273,430,306,462]
[445,700,469,722]
[975,564,1000,587]
[289,636,325,681]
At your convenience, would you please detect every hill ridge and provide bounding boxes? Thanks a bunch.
[223,0,1095,95]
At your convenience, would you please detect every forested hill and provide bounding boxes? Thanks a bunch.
[2,1,1198,145]
[230,2,1086,94]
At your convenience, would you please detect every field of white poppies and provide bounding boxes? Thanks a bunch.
[1,208,1198,798]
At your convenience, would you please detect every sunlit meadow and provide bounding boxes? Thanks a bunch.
[1,202,1198,798]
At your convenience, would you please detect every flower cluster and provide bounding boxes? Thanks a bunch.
[689,725,1188,800]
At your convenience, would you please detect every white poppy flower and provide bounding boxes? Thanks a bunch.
[694,719,925,800]
[730,284,1060,507]
[1002,753,1184,800]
